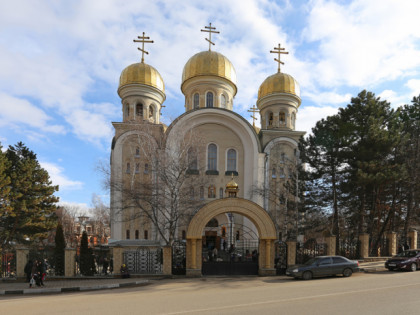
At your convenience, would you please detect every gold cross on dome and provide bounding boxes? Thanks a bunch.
[201,23,220,51]
[247,104,259,127]
[133,32,154,63]
[270,43,288,73]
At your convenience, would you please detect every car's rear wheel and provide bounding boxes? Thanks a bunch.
[343,268,353,277]
[410,263,417,272]
[302,271,312,280]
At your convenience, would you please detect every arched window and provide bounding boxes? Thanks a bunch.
[126,163,130,174]
[193,93,199,109]
[227,149,237,171]
[279,112,285,124]
[279,167,285,178]
[126,230,130,240]
[268,112,273,126]
[207,144,217,170]
[135,147,140,157]
[136,104,143,117]
[220,94,226,108]
[206,218,218,227]
[188,147,198,170]
[291,112,296,128]
[144,230,148,239]
[135,230,139,239]
[149,105,154,118]
[206,92,214,108]
[208,185,216,198]
[219,188,224,198]
[135,163,140,173]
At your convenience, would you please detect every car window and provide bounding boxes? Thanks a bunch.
[332,257,347,264]
[304,258,318,265]
[318,258,332,265]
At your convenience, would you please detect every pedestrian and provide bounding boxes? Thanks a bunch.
[103,258,109,275]
[24,260,33,286]
[31,260,41,287]
[109,258,114,274]
[120,264,130,278]
[37,260,45,287]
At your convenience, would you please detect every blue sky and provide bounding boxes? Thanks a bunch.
[1,0,420,211]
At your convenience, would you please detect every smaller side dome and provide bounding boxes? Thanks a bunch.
[119,62,165,94]
[258,72,300,101]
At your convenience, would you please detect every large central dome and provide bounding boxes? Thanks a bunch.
[181,51,237,95]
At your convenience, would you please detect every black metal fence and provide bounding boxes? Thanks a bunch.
[339,239,360,260]
[123,247,162,274]
[296,239,327,264]
[274,241,288,275]
[172,240,186,275]
[1,249,16,279]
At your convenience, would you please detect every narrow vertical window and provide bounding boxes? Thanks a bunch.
[135,163,140,174]
[208,186,216,198]
[193,93,199,109]
[135,230,139,239]
[149,105,154,118]
[206,92,214,108]
[182,230,186,240]
[136,104,143,117]
[125,104,130,119]
[236,231,240,240]
[220,94,226,108]
[126,230,130,239]
[144,163,149,174]
[207,144,217,170]
[272,168,276,178]
[268,112,273,126]
[227,149,237,172]
[144,230,148,240]
[279,167,285,178]
[135,147,140,157]
[279,112,285,124]
[126,163,130,174]
[291,112,295,128]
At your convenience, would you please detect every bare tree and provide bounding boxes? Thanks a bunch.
[90,194,110,244]
[105,124,210,245]
[56,205,81,248]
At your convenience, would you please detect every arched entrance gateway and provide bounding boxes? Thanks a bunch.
[186,198,277,276]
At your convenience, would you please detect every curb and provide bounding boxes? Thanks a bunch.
[0,280,150,295]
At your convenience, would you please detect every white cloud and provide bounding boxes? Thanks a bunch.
[0,93,65,133]
[297,105,339,135]
[406,79,420,97]
[40,161,84,191]
[57,201,89,214]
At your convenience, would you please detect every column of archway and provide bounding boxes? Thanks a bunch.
[185,198,277,276]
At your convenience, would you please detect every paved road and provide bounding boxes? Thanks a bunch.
[2,271,419,314]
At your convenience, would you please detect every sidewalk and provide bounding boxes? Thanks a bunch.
[0,261,387,296]
[0,277,153,295]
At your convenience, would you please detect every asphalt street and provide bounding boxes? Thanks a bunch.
[1,270,420,315]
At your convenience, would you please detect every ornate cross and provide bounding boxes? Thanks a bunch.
[248,104,259,127]
[133,32,154,63]
[270,43,288,73]
[201,23,220,51]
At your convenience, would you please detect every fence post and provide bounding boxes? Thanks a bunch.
[64,248,76,277]
[326,236,336,256]
[162,246,172,275]
[286,241,296,266]
[112,246,123,275]
[387,232,396,256]
[358,233,369,258]
[15,247,29,278]
[408,230,417,250]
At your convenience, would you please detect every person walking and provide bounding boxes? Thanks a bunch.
[24,260,33,286]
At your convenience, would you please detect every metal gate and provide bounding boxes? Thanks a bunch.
[274,241,288,275]
[123,248,162,274]
[172,240,186,275]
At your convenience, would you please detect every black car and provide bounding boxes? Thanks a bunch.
[385,250,420,271]
[286,255,359,280]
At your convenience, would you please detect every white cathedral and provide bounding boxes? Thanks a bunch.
[109,25,305,261]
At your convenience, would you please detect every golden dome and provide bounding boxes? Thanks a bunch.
[181,51,237,95]
[226,178,238,189]
[258,72,300,100]
[119,62,165,93]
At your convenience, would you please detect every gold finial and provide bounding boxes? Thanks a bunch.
[247,104,259,127]
[133,32,154,63]
[270,43,288,73]
[201,23,220,51]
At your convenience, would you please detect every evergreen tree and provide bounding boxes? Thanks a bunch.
[0,142,59,246]
[79,231,91,276]
[54,223,66,276]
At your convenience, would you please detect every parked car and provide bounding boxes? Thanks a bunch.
[385,250,420,271]
[286,255,359,280]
